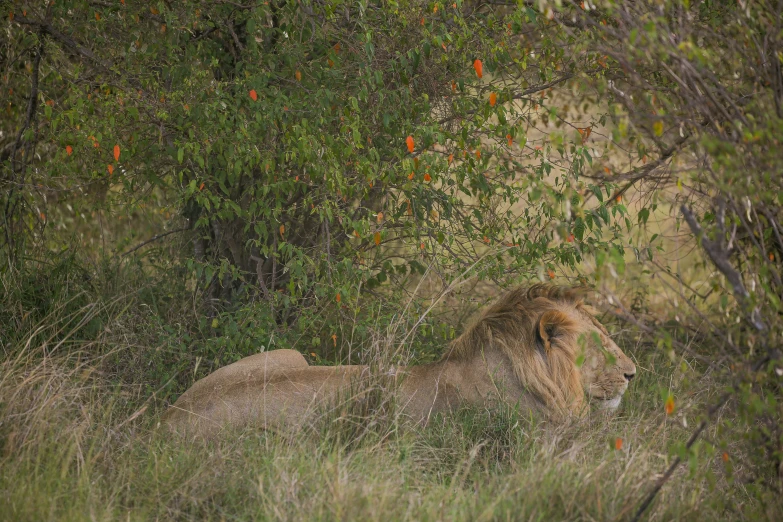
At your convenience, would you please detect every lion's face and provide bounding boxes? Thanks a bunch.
[573,310,636,409]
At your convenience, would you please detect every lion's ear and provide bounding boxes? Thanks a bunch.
[536,310,574,352]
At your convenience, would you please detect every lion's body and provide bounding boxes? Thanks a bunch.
[162,286,636,438]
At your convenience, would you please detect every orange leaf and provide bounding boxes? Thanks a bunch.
[279,224,285,237]
[473,59,483,79]
[506,134,513,146]
[95,12,101,21]
[334,43,341,53]
[327,59,334,67]
[332,334,337,347]
[424,173,431,182]
[420,242,425,249]
[577,126,592,143]
[336,293,341,303]
[39,212,45,220]
[295,70,302,81]
[377,212,384,223]
[107,164,114,176]
[604,166,611,174]
[113,144,120,162]
[770,253,775,261]
[160,23,166,33]
[406,135,415,153]
[665,396,675,415]
[489,92,497,106]
[615,438,623,450]
[354,230,360,238]
[722,452,729,462]
[249,89,258,101]
[451,81,456,93]
[548,269,555,280]
[475,149,481,160]
[150,7,159,15]
[46,99,54,107]
[566,234,574,243]
[408,172,414,180]
[616,195,622,203]
[448,154,454,165]
[374,231,381,246]
[199,182,205,191]
[65,145,73,156]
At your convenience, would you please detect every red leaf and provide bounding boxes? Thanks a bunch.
[473,59,483,79]
[65,145,73,156]
[665,396,675,415]
[423,173,431,182]
[249,89,258,101]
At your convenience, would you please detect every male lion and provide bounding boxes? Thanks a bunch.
[162,285,636,438]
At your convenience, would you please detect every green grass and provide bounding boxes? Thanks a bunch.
[0,331,775,521]
[0,258,778,521]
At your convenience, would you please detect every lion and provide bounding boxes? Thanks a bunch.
[161,285,636,438]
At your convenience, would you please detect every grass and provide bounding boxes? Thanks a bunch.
[0,275,777,522]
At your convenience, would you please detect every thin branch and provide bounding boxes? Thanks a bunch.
[119,227,190,258]
[631,392,731,522]
[14,14,142,90]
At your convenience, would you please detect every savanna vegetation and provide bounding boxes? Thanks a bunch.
[2,0,782,520]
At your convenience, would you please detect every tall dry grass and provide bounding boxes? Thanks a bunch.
[0,292,774,522]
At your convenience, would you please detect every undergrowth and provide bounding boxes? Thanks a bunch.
[1,258,779,521]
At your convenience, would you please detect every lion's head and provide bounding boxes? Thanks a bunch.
[445,285,636,416]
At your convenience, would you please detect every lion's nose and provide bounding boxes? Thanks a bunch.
[624,372,635,382]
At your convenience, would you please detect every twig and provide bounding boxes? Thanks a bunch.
[631,392,731,522]
[14,14,142,90]
[681,204,766,332]
[632,205,773,520]
[119,227,189,258]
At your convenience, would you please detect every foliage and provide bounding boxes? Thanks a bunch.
[1,1,630,341]
[3,0,783,517]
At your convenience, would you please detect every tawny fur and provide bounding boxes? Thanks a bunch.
[162,285,636,438]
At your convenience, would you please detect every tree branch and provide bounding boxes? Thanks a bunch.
[119,227,190,258]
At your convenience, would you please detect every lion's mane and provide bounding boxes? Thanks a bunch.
[443,284,589,415]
